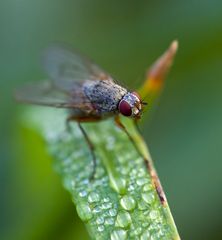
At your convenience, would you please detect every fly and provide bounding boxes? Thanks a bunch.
[15,45,147,179]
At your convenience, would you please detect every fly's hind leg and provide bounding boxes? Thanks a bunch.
[114,115,148,164]
[66,115,101,180]
[77,122,97,180]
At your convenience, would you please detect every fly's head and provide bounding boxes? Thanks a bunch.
[118,92,146,119]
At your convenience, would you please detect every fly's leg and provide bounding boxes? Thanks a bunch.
[77,122,97,180]
[66,115,101,180]
[65,116,73,133]
[114,115,148,162]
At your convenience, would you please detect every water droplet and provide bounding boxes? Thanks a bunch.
[76,202,92,222]
[138,200,148,210]
[102,202,112,209]
[120,195,136,211]
[136,178,148,186]
[142,192,155,204]
[103,197,110,203]
[156,229,164,237]
[109,208,117,217]
[120,167,129,175]
[103,210,110,218]
[79,190,87,198]
[138,168,146,177]
[105,217,114,225]
[96,216,104,225]
[142,222,149,228]
[111,229,127,240]
[92,206,101,213]
[81,178,89,185]
[140,229,150,240]
[127,184,135,192]
[149,210,159,220]
[88,192,100,203]
[97,225,105,232]
[143,184,153,192]
[134,226,142,236]
[130,168,137,177]
[116,211,132,228]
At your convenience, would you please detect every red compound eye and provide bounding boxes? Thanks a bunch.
[132,91,141,101]
[118,100,132,116]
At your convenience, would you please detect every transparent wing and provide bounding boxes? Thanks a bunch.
[15,81,93,112]
[42,44,113,91]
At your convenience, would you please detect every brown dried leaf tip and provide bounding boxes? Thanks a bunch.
[142,40,178,94]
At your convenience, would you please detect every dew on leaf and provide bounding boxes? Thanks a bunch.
[102,202,112,209]
[134,226,142,236]
[96,216,104,225]
[103,197,110,203]
[115,211,132,228]
[109,208,117,217]
[149,210,159,220]
[76,202,92,222]
[138,200,149,210]
[79,190,87,198]
[97,225,105,232]
[92,205,101,214]
[111,229,127,240]
[142,183,153,192]
[120,195,136,211]
[88,192,100,203]
[142,192,155,204]
[136,177,149,186]
[140,229,150,240]
[104,217,114,225]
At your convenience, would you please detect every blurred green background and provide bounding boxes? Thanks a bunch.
[1,0,222,239]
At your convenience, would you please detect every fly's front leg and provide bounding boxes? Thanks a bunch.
[114,115,148,163]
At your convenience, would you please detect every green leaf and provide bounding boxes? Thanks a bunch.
[20,107,179,240]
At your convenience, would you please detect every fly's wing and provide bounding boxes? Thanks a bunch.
[16,45,113,114]
[43,44,113,92]
[15,81,94,113]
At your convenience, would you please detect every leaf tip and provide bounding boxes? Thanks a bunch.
[170,39,179,54]
[140,40,179,98]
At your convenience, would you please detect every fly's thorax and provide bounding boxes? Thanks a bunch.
[83,80,127,115]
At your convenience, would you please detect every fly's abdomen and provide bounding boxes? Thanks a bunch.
[83,80,127,115]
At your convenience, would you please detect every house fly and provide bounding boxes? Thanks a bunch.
[16,45,147,179]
